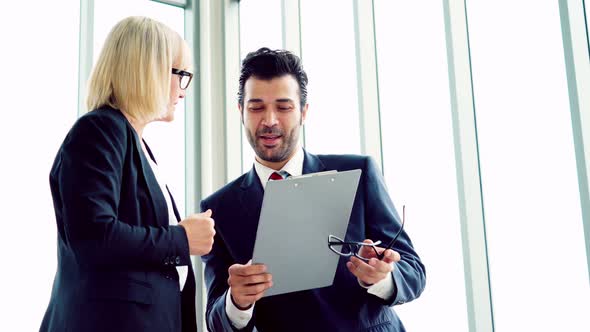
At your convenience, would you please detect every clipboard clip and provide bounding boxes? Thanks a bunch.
[286,170,338,180]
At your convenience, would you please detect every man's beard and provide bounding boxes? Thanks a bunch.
[247,125,300,163]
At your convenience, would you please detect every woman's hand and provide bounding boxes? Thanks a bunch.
[179,209,216,255]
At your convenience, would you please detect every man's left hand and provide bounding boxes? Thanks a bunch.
[346,239,401,285]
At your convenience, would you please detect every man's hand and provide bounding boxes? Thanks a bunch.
[346,239,401,285]
[228,261,273,309]
[179,209,215,256]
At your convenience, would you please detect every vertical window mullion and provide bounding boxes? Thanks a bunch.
[183,0,204,330]
[443,0,494,331]
[78,0,94,117]
[559,0,590,293]
[353,0,382,168]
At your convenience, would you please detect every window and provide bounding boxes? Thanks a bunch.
[0,2,79,331]
[300,0,360,155]
[374,1,468,330]
[467,1,590,330]
[239,0,283,173]
[587,2,590,51]
[93,0,187,213]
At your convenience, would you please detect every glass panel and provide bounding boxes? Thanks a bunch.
[0,2,79,330]
[467,2,590,331]
[587,1,590,52]
[94,0,187,214]
[300,0,360,155]
[239,0,283,173]
[374,1,468,330]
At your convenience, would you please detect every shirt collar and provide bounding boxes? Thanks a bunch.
[254,147,304,189]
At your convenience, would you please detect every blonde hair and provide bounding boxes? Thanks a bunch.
[86,16,192,122]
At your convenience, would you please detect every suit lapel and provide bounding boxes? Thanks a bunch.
[302,149,327,174]
[238,167,264,218]
[230,168,264,263]
[143,141,181,222]
[166,185,182,222]
[133,132,168,227]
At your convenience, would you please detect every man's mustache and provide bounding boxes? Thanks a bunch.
[257,126,283,136]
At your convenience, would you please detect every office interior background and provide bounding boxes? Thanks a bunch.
[1,0,589,331]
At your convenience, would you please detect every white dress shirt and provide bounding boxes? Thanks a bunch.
[145,154,188,291]
[226,147,394,328]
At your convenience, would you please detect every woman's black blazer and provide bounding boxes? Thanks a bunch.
[40,106,197,332]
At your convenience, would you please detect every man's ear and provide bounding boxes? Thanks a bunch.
[301,103,309,125]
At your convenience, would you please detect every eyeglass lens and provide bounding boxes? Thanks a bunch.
[180,75,190,89]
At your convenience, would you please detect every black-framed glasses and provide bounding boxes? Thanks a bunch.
[328,205,405,262]
[328,235,382,262]
[172,68,193,90]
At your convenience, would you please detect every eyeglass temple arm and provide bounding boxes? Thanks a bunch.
[377,205,405,260]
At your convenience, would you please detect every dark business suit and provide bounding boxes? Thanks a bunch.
[201,151,426,332]
[40,107,197,332]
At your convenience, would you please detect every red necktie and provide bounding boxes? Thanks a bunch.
[269,172,284,181]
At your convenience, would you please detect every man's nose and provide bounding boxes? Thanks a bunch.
[261,109,278,126]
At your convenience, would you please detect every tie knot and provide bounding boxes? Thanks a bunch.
[269,171,289,181]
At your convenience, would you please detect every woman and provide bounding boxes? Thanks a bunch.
[40,16,214,332]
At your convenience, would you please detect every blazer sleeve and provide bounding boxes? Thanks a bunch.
[200,200,254,332]
[56,113,190,269]
[363,156,426,306]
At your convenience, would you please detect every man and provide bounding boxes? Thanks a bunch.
[201,47,425,331]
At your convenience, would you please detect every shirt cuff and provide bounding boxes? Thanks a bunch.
[357,265,395,301]
[225,288,254,329]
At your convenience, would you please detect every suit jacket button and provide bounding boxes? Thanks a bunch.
[164,257,169,265]
[175,256,181,265]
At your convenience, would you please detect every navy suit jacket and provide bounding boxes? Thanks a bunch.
[40,107,197,332]
[201,151,426,332]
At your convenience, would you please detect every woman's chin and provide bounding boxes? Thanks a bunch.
[158,111,175,122]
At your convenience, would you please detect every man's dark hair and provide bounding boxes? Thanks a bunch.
[238,47,308,109]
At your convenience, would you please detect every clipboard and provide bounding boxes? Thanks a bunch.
[252,169,362,297]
